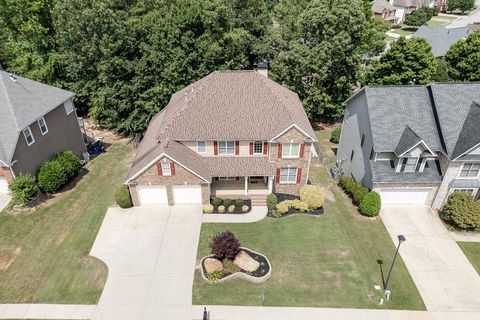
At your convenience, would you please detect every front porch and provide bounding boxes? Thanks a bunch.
[211,176,272,197]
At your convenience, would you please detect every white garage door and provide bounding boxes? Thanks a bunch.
[0,178,9,194]
[138,186,168,205]
[379,189,432,205]
[173,185,202,204]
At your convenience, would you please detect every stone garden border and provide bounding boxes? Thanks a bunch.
[199,247,272,284]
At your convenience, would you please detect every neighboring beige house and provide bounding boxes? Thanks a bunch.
[337,83,480,209]
[0,71,86,194]
[125,69,317,206]
[372,0,397,23]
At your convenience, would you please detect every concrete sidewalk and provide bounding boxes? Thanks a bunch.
[451,231,480,242]
[0,304,95,319]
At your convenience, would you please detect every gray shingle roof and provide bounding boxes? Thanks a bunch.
[394,126,422,156]
[371,160,444,184]
[451,101,480,159]
[413,26,470,57]
[364,86,444,153]
[0,71,74,165]
[449,179,480,188]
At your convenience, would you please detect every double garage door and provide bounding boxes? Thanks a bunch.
[379,188,433,206]
[137,185,202,205]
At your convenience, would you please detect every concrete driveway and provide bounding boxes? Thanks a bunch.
[90,205,202,320]
[0,193,10,212]
[381,206,480,313]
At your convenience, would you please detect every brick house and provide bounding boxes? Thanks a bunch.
[124,69,317,206]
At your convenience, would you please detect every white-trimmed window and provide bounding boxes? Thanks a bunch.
[161,159,171,176]
[459,163,480,178]
[282,143,300,158]
[37,117,48,135]
[253,141,263,154]
[64,99,74,115]
[401,157,419,173]
[280,167,297,183]
[218,177,235,181]
[23,127,35,146]
[219,140,235,155]
[197,140,206,153]
[452,188,477,197]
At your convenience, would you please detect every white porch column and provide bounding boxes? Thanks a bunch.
[244,176,248,195]
[268,176,273,193]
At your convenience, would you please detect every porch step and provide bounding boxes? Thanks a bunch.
[249,195,267,206]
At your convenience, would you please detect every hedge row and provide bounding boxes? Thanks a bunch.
[38,151,81,193]
[339,176,381,217]
[442,192,480,230]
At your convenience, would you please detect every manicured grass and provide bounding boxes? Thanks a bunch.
[458,242,480,275]
[0,144,133,304]
[192,165,425,309]
[390,28,415,36]
[427,19,447,27]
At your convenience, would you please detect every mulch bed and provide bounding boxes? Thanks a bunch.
[201,248,270,280]
[267,193,325,218]
[209,199,252,214]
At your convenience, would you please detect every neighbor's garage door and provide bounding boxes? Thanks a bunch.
[379,189,432,205]
[138,186,168,205]
[0,178,9,194]
[172,185,202,204]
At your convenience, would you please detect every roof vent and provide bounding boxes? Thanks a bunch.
[9,73,17,82]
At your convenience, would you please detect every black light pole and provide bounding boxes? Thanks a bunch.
[203,307,208,320]
[384,235,406,300]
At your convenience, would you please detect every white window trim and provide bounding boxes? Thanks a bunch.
[64,99,74,115]
[280,167,297,184]
[37,117,48,135]
[253,141,264,155]
[218,140,235,155]
[218,177,235,181]
[397,156,419,173]
[457,162,480,179]
[282,143,300,158]
[22,127,35,146]
[161,159,171,176]
[450,188,478,198]
[196,140,206,153]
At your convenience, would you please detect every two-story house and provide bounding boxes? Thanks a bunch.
[0,71,86,194]
[124,69,317,206]
[337,83,480,209]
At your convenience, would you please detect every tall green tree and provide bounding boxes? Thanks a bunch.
[365,37,436,85]
[448,0,475,14]
[445,31,480,81]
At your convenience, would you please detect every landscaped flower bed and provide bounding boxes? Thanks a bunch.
[200,231,271,283]
[203,198,252,214]
[267,185,325,218]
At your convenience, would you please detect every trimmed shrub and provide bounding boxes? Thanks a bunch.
[54,151,81,178]
[275,201,290,216]
[267,193,277,210]
[241,205,249,212]
[223,198,232,207]
[203,204,214,213]
[210,231,241,260]
[442,192,480,230]
[299,185,324,209]
[359,191,381,217]
[212,197,223,206]
[235,199,244,206]
[291,199,310,212]
[330,127,341,143]
[228,205,235,213]
[115,185,133,208]
[339,176,368,205]
[9,174,38,204]
[38,160,68,193]
[218,205,226,213]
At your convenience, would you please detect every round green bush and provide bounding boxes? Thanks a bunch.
[203,204,214,213]
[223,198,232,207]
[299,185,324,209]
[351,184,369,205]
[442,192,480,230]
[330,127,342,143]
[235,199,244,206]
[9,174,38,205]
[359,191,381,217]
[54,151,81,178]
[115,185,133,208]
[38,160,68,193]
[212,197,222,206]
[267,193,277,210]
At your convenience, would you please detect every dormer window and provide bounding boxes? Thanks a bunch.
[403,157,418,173]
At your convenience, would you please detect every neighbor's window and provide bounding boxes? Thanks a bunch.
[253,141,263,154]
[23,127,35,146]
[219,140,235,155]
[38,117,48,135]
[161,159,171,176]
[280,167,297,183]
[197,140,206,153]
[460,163,480,178]
[64,99,74,115]
[282,143,300,158]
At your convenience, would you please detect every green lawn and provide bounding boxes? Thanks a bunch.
[390,28,415,36]
[192,131,424,309]
[0,144,133,304]
[458,242,480,275]
[427,19,447,27]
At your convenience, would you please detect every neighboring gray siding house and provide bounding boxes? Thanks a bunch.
[0,71,86,193]
[413,26,471,57]
[337,83,480,209]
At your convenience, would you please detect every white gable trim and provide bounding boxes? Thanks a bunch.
[269,124,315,142]
[453,142,480,161]
[125,153,210,184]
[398,140,437,157]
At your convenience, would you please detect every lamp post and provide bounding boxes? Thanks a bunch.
[203,307,208,320]
[383,235,406,301]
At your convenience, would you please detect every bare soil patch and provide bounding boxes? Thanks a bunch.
[0,247,21,271]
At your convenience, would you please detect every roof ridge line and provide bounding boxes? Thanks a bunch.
[258,74,295,123]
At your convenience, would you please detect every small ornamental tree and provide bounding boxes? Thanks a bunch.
[209,231,241,260]
[448,0,475,14]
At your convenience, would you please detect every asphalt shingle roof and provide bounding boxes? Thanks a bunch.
[371,160,444,184]
[372,0,396,13]
[451,101,480,159]
[0,71,74,165]
[394,126,422,156]
[413,26,470,57]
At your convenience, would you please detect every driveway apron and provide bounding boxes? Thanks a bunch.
[381,206,480,313]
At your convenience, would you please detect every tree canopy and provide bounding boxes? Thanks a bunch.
[445,31,480,81]
[448,0,475,14]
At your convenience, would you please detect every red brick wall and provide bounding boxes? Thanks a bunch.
[0,166,14,182]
